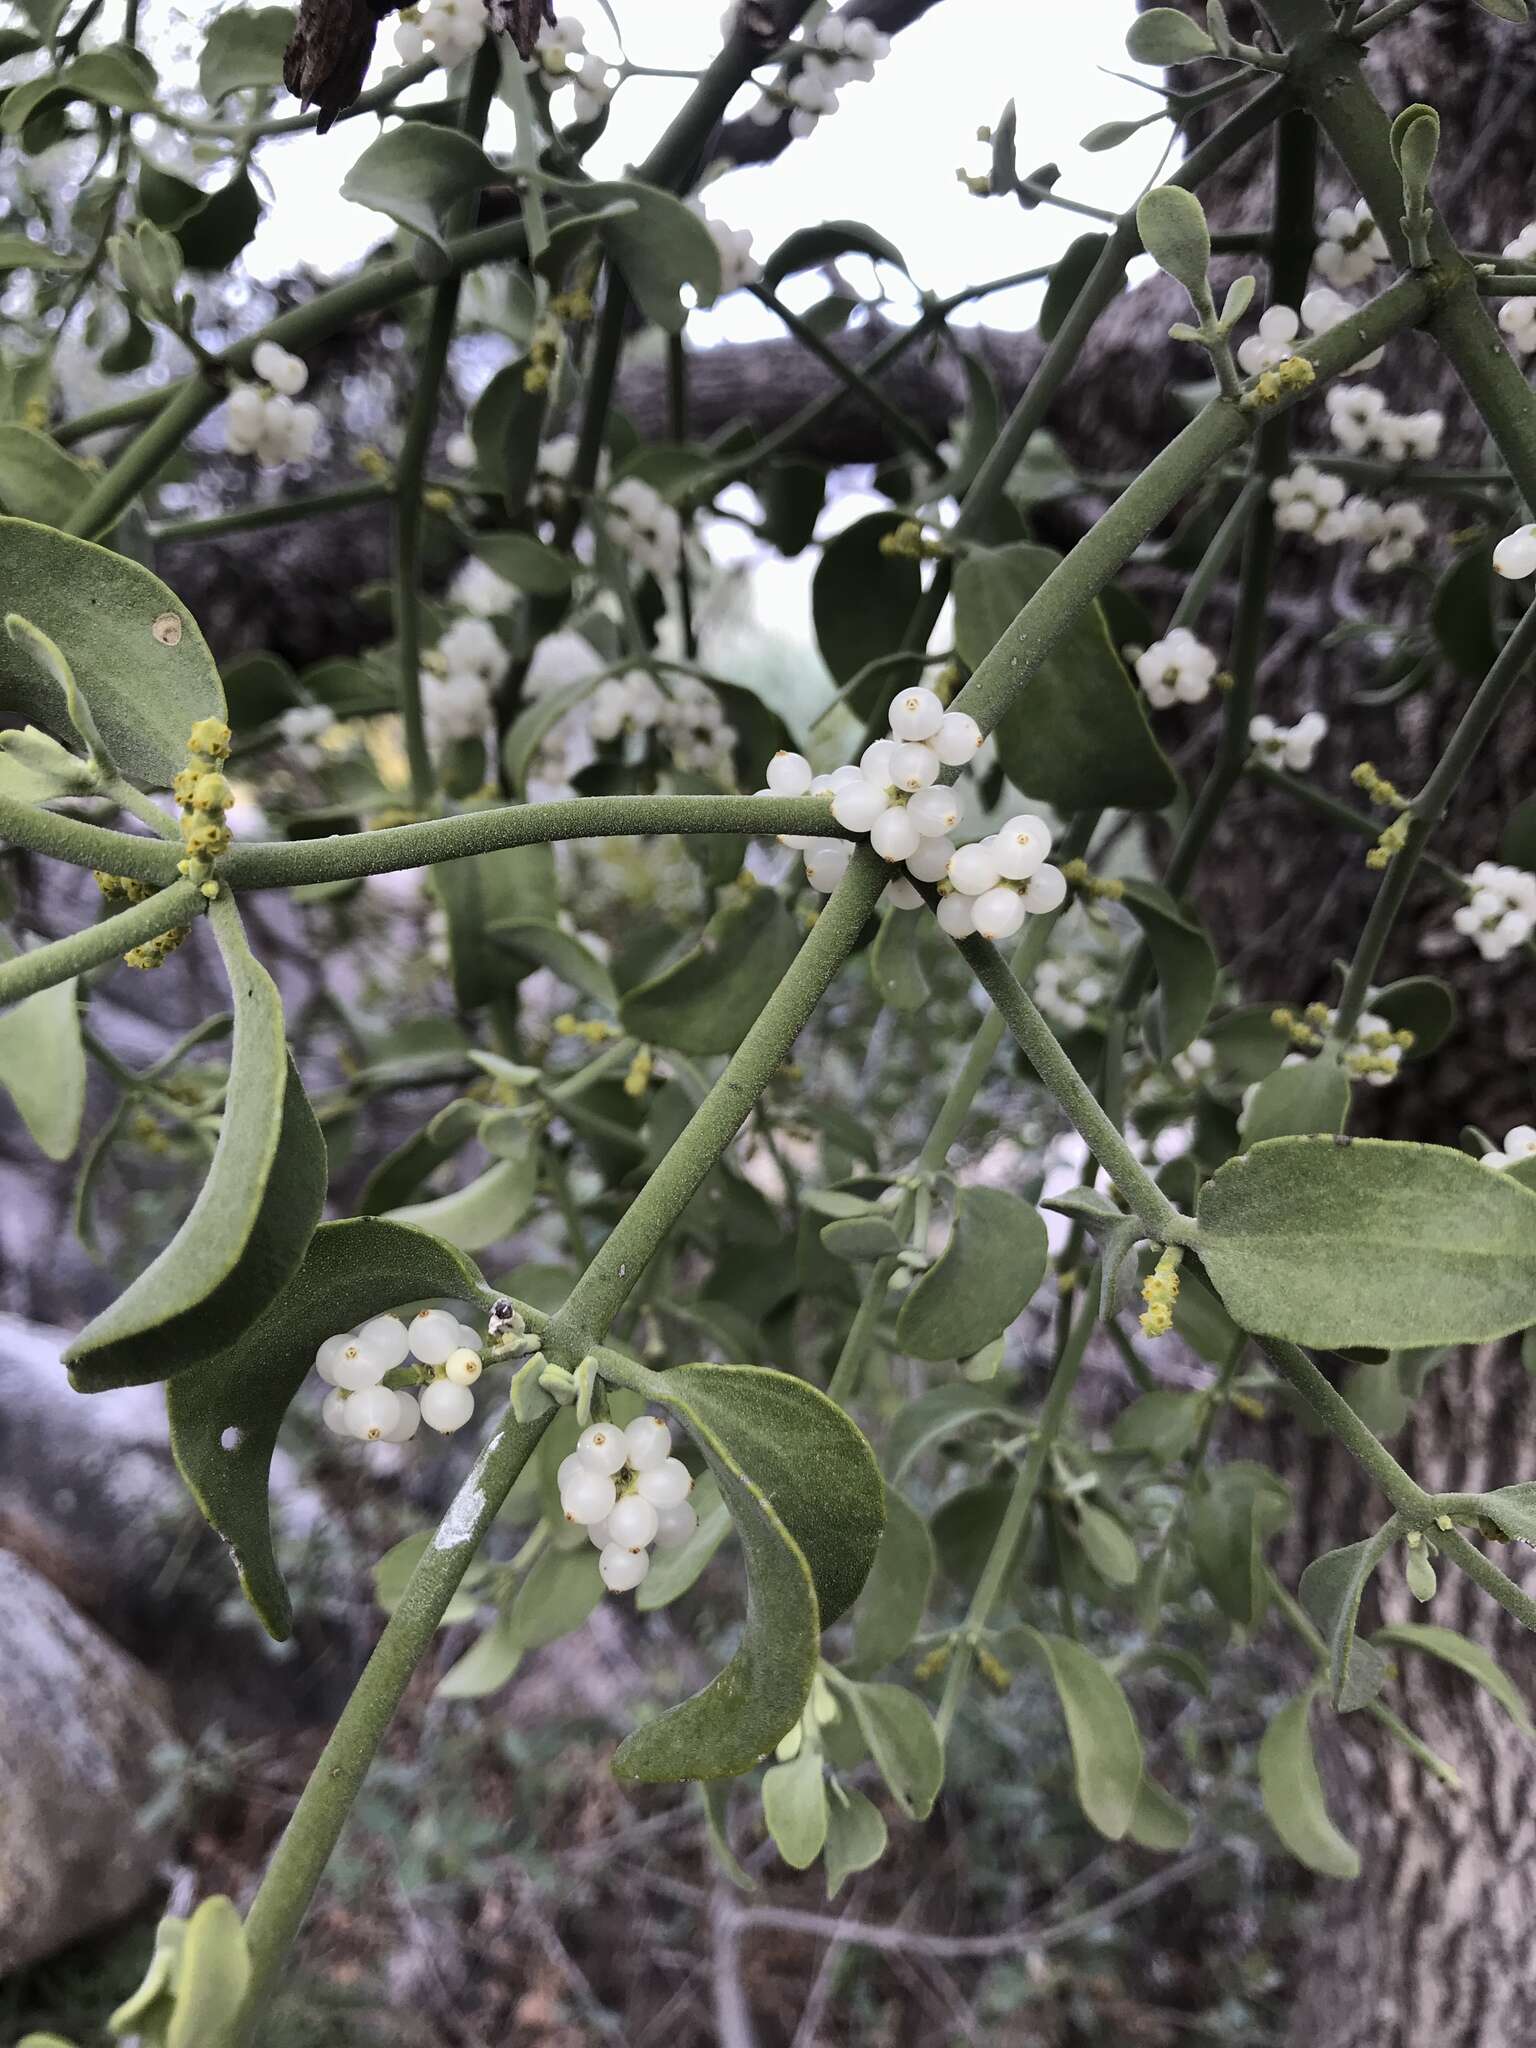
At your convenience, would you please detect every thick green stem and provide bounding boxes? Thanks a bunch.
[954,934,1194,1247]
[237,1415,550,2040]
[0,880,204,1006]
[1331,595,1536,1043]
[543,849,887,1358]
[1254,1334,1432,1518]
[1433,1529,1536,1635]
[147,481,393,543]
[935,1281,1099,1741]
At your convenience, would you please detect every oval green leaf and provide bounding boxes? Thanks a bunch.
[0,974,84,1160]
[610,1360,884,1781]
[1015,1626,1143,1839]
[846,1484,936,1677]
[1199,1136,1536,1349]
[896,1184,1048,1361]
[619,887,800,1055]
[0,517,225,785]
[66,904,327,1389]
[1259,1690,1360,1879]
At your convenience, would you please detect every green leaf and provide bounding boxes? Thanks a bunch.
[107,1915,184,2037]
[1474,0,1529,20]
[436,1615,524,1699]
[896,1185,1048,1361]
[1014,1627,1143,1839]
[812,512,921,711]
[501,670,603,795]
[170,1217,494,1638]
[1299,1533,1395,1713]
[0,234,79,274]
[636,1471,731,1611]
[954,542,1175,811]
[1374,1621,1536,1740]
[823,1783,888,1895]
[67,905,327,1390]
[846,1485,936,1677]
[433,844,559,1009]
[472,530,574,598]
[64,42,158,109]
[0,517,225,785]
[1119,880,1217,1057]
[543,176,722,331]
[1081,116,1157,153]
[175,170,262,271]
[839,1679,943,1820]
[139,162,209,233]
[1259,1690,1360,1879]
[700,1779,756,1890]
[762,1746,829,1868]
[761,219,907,291]
[1126,1774,1193,1852]
[0,975,85,1160]
[1430,544,1499,682]
[611,1362,884,1781]
[1111,1388,1205,1461]
[1040,232,1111,342]
[198,5,294,102]
[1241,1055,1350,1146]
[619,887,800,1055]
[358,1098,480,1214]
[1188,1461,1289,1627]
[0,424,94,527]
[341,126,505,255]
[505,1543,604,1650]
[385,1142,539,1253]
[1463,1480,1536,1543]
[1067,1501,1140,1587]
[1199,1136,1536,1349]
[486,918,618,1009]
[165,1896,250,2048]
[1371,976,1455,1061]
[869,906,929,1012]
[1127,6,1217,62]
[1136,185,1212,296]
[0,723,94,802]
[820,1209,904,1262]
[884,1383,1014,1480]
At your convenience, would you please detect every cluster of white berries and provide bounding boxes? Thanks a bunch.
[1451,861,1536,962]
[1315,199,1390,288]
[747,13,892,139]
[1034,959,1107,1035]
[224,343,321,469]
[315,1308,486,1445]
[421,615,509,752]
[536,432,609,514]
[394,0,483,70]
[1494,525,1536,581]
[1236,291,1384,378]
[1171,1037,1216,1088]
[450,557,517,619]
[534,15,615,124]
[604,476,683,582]
[757,688,1069,937]
[557,1416,698,1593]
[1481,1123,1536,1172]
[1248,710,1328,772]
[1134,628,1220,709]
[687,199,760,295]
[277,703,337,765]
[1324,384,1442,464]
[1496,224,1536,355]
[1270,463,1427,573]
[584,668,736,780]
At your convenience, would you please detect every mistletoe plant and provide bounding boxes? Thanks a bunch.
[6,0,1536,2040]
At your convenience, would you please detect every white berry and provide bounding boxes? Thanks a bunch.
[624,1415,672,1469]
[409,1308,461,1365]
[906,835,955,884]
[887,741,939,792]
[870,805,922,863]
[562,1466,618,1523]
[931,711,982,765]
[348,1386,403,1442]
[321,1388,353,1437]
[1494,525,1536,580]
[314,1333,352,1385]
[831,779,891,833]
[443,1346,482,1386]
[905,785,962,838]
[993,814,1052,881]
[420,1379,476,1434]
[608,1493,661,1548]
[356,1314,411,1369]
[888,686,944,741]
[636,1457,693,1508]
[859,738,896,784]
[653,1501,699,1549]
[383,1391,421,1443]
[972,885,1026,941]
[937,891,978,938]
[599,1543,651,1592]
[332,1337,388,1392]
[948,841,1001,896]
[1022,864,1068,914]
[766,750,813,795]
[576,1423,630,1475]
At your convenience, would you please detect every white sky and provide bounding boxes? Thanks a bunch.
[247,0,1169,338]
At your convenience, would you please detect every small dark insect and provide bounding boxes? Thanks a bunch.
[487,0,557,59]
[285,0,557,131]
